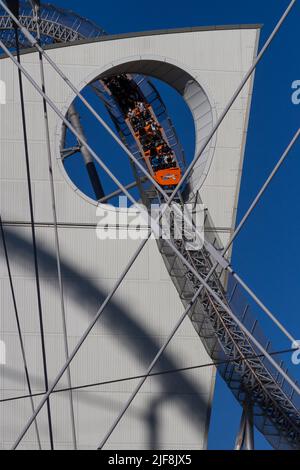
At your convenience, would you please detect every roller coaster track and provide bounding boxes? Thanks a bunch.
[157,224,300,449]
[1,0,299,450]
[0,1,104,47]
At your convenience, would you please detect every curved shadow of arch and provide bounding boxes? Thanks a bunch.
[0,226,213,449]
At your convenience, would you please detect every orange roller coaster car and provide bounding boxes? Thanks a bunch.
[104,74,182,189]
[154,167,182,186]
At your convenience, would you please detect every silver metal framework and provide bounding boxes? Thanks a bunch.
[33,3,77,449]
[0,0,105,48]
[0,0,299,451]
[3,38,299,449]
[235,399,255,450]
[0,14,81,43]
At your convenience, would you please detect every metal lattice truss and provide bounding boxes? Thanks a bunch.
[0,14,81,44]
[0,0,105,49]
[0,0,299,451]
[157,223,300,449]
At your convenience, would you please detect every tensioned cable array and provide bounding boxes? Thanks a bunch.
[1,1,298,361]
[1,0,297,354]
[0,0,298,448]
[1,0,298,362]
[13,13,54,448]
[0,215,42,449]
[0,0,298,450]
[32,0,77,449]
[3,45,299,447]
[0,347,297,406]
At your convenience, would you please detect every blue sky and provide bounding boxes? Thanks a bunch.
[54,0,300,450]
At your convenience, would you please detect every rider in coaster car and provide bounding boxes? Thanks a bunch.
[151,155,161,169]
[136,101,146,113]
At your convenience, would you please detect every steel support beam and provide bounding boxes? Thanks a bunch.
[235,399,255,450]
[98,177,147,203]
[67,103,104,200]
[33,2,77,449]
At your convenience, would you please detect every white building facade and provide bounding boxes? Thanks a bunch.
[0,25,259,449]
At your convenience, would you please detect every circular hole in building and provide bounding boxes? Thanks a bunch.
[60,73,196,207]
